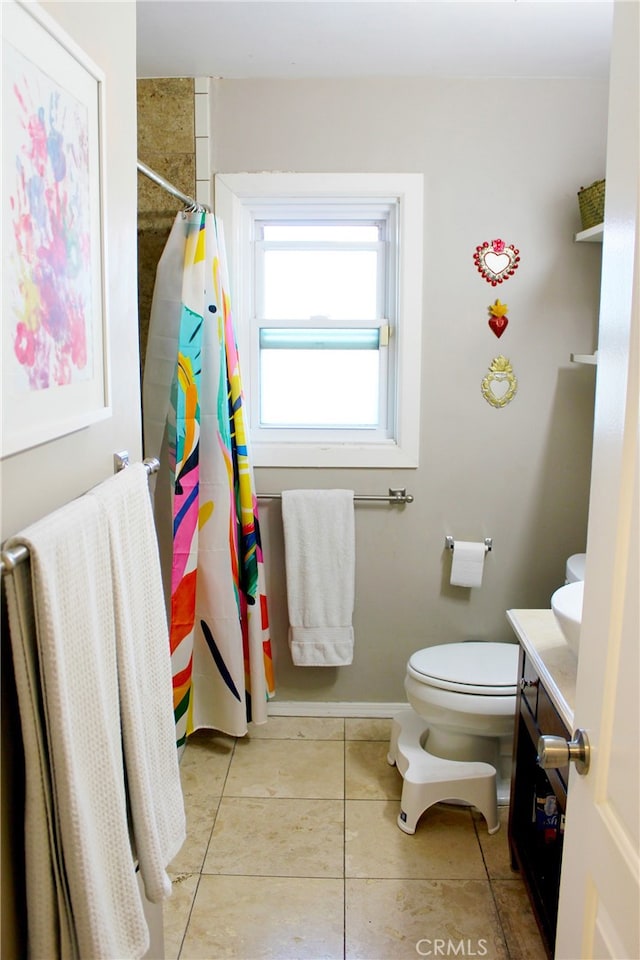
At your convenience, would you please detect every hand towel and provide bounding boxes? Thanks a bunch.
[3,497,150,959]
[281,489,355,666]
[88,463,186,904]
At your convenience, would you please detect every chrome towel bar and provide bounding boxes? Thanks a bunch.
[0,457,160,576]
[258,488,414,505]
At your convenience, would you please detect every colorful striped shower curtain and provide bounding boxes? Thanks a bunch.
[143,212,274,745]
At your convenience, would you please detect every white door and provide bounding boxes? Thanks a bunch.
[554,2,639,957]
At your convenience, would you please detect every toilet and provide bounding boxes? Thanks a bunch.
[387,641,519,835]
[565,552,586,583]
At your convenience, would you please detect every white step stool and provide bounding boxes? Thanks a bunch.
[387,708,500,835]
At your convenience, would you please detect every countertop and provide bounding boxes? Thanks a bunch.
[506,609,578,732]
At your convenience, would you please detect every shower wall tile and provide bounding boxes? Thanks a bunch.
[195,137,210,182]
[195,175,212,209]
[194,92,210,138]
[137,78,196,377]
[137,77,194,157]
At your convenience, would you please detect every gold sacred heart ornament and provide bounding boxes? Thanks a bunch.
[481,355,518,408]
[474,239,520,286]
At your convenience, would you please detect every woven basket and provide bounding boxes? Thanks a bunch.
[577,179,605,230]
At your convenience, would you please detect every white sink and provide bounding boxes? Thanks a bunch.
[551,581,584,655]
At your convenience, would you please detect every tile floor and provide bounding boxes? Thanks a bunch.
[164,716,547,960]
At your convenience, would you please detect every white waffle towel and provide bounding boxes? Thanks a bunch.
[88,463,186,903]
[282,489,355,666]
[4,496,150,959]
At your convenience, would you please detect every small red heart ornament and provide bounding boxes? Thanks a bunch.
[489,316,509,338]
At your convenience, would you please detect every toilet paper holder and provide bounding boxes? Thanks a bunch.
[445,536,493,552]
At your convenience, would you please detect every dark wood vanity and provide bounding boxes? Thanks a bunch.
[506,610,577,959]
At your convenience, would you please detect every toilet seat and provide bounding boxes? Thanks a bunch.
[407,642,519,697]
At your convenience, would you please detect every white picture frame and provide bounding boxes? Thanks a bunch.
[1,0,110,458]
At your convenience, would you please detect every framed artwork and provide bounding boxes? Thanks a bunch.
[1,0,110,458]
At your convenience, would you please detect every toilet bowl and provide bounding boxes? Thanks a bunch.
[388,641,519,835]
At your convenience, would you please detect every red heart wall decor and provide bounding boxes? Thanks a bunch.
[487,299,510,338]
[489,316,509,338]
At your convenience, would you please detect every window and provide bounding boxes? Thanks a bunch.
[215,173,423,468]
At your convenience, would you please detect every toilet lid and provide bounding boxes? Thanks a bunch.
[407,642,519,696]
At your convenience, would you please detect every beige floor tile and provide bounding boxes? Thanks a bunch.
[346,717,393,741]
[247,716,345,740]
[203,797,344,877]
[346,878,508,960]
[168,792,219,876]
[346,741,403,800]
[473,807,519,879]
[223,738,344,799]
[180,874,344,959]
[492,879,548,960]
[345,800,487,879]
[162,872,199,960]
[180,730,236,796]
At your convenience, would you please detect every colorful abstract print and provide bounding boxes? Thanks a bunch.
[167,213,274,746]
[6,44,93,391]
[211,217,275,724]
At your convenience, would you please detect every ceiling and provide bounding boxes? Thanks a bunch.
[136,0,614,81]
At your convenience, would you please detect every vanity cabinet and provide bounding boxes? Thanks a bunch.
[508,644,571,958]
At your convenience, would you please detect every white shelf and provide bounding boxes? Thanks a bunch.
[572,221,603,368]
[575,223,604,243]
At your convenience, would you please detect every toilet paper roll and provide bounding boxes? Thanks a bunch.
[450,540,486,588]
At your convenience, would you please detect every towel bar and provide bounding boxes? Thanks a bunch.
[0,457,160,576]
[258,488,414,505]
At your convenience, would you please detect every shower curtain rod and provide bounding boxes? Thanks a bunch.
[137,160,211,213]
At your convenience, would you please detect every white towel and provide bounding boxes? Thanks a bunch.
[4,497,150,959]
[4,560,76,959]
[281,489,355,666]
[88,463,186,904]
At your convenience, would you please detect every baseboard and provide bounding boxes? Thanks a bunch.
[267,701,407,718]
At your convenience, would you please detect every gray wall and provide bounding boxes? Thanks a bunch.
[210,77,608,704]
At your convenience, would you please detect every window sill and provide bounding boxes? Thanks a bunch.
[251,440,419,469]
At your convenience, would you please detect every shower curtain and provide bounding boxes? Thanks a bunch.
[143,211,275,745]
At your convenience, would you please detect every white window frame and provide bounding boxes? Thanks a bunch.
[214,172,423,469]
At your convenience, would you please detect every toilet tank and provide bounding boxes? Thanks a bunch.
[566,553,586,583]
